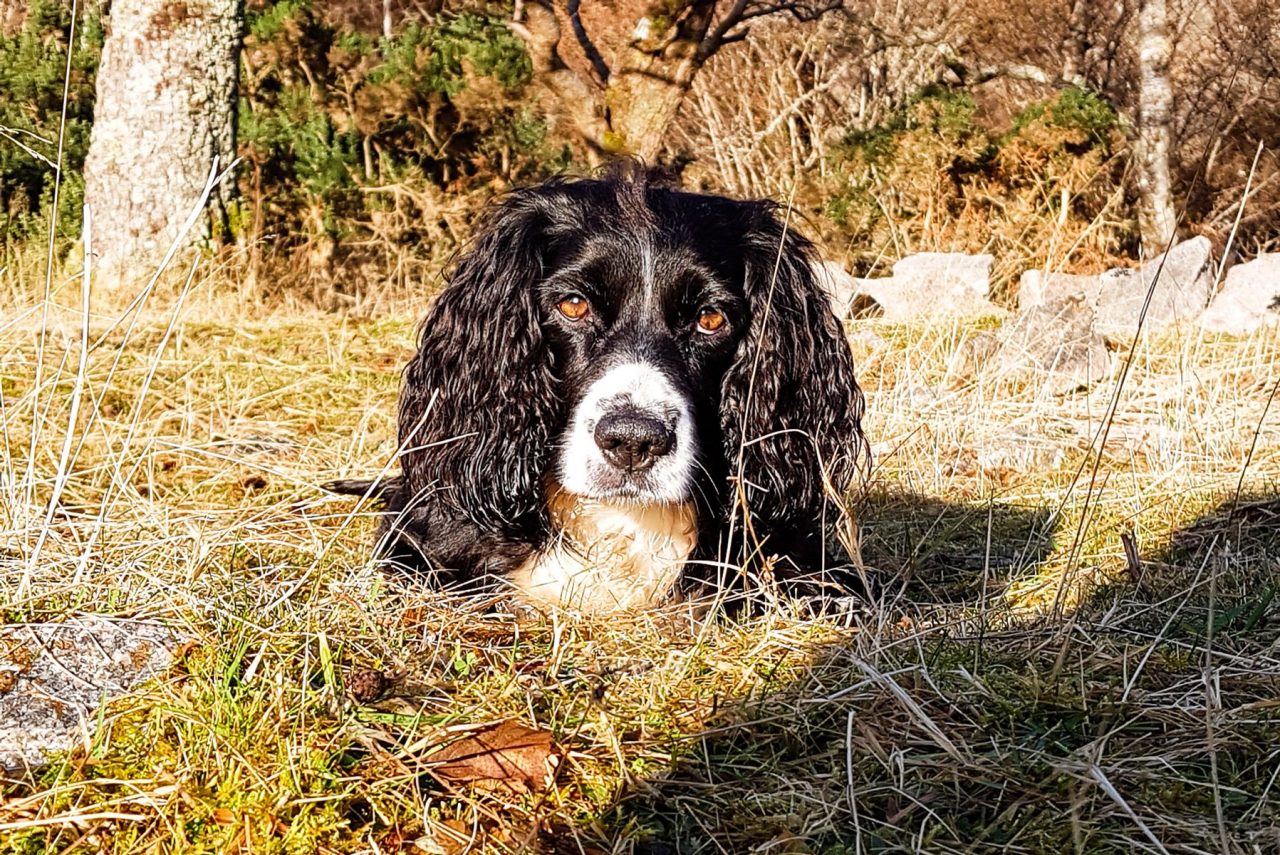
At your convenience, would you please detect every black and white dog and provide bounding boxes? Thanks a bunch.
[330,169,868,613]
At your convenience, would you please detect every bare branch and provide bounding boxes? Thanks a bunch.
[738,0,841,24]
[699,0,751,62]
[506,1,608,162]
[947,58,1088,91]
[698,0,842,63]
[567,0,610,86]
[506,2,560,75]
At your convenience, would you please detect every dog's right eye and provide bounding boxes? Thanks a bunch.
[557,295,591,321]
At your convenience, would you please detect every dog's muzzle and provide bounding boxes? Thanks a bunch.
[558,362,697,501]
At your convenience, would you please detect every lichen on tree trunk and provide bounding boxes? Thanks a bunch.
[604,5,711,162]
[82,0,241,287]
[606,70,695,162]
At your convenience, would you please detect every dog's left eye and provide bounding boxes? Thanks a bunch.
[696,307,727,334]
[557,295,591,321]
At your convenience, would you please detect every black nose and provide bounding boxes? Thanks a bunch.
[594,412,674,473]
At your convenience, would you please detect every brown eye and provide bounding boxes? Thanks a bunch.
[696,307,726,334]
[558,295,590,321]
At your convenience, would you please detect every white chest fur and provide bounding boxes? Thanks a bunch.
[509,488,697,613]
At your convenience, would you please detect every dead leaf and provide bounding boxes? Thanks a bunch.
[346,665,389,703]
[211,807,236,825]
[428,720,557,794]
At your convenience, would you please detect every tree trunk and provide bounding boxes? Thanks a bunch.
[513,2,711,163]
[513,1,841,164]
[605,12,707,162]
[83,0,241,287]
[1060,0,1088,83]
[1132,0,1177,251]
[510,3,609,163]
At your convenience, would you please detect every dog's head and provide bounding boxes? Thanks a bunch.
[399,170,866,555]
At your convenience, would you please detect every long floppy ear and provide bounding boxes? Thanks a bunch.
[397,188,568,538]
[720,203,868,551]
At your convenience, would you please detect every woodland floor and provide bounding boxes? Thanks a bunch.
[1,276,1278,853]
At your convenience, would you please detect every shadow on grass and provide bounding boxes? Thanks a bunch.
[8,492,1277,853]
[579,490,1280,854]
[1129,492,1280,643]
[856,488,1058,605]
[1167,493,1280,565]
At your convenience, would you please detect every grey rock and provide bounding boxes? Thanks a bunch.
[1017,237,1215,345]
[948,329,1002,378]
[812,260,874,318]
[892,252,993,298]
[1018,269,1104,310]
[823,252,1004,322]
[978,430,1068,472]
[812,259,852,307]
[1200,254,1280,335]
[880,252,1002,321]
[1094,237,1215,343]
[0,618,180,771]
[954,293,1112,396]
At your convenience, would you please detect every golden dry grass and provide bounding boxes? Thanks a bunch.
[1,249,1278,853]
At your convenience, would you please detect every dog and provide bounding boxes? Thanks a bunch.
[328,168,868,613]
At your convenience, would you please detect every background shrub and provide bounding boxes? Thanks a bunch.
[824,87,1127,298]
[0,0,101,243]
[0,1,1275,307]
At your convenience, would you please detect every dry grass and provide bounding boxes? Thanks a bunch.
[1,244,1279,854]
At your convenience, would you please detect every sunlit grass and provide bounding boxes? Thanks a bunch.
[1,252,1278,851]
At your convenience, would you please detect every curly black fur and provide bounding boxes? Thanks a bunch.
[329,169,868,602]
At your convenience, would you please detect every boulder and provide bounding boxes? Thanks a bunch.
[880,252,1002,320]
[977,429,1068,473]
[1094,237,1215,343]
[1005,294,1113,395]
[953,292,1112,396]
[1200,254,1280,335]
[1017,237,1215,345]
[1018,269,1103,310]
[1,618,180,771]
[892,252,993,299]
[816,252,1003,322]
[812,260,879,318]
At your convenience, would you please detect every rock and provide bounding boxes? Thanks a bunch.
[1017,237,1216,345]
[948,329,1002,379]
[1200,254,1280,334]
[1003,295,1113,395]
[977,430,1068,472]
[812,260,879,318]
[953,293,1112,396]
[892,252,993,298]
[820,252,1004,322]
[0,618,180,771]
[814,262,886,319]
[1018,269,1103,310]
[1094,237,1215,343]
[875,252,1002,321]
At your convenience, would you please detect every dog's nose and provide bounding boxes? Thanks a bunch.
[594,412,674,472]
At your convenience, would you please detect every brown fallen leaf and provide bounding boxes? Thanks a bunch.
[211,807,235,825]
[345,665,389,703]
[428,720,557,794]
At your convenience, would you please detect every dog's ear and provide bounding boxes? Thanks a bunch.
[720,203,868,543]
[397,188,570,537]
